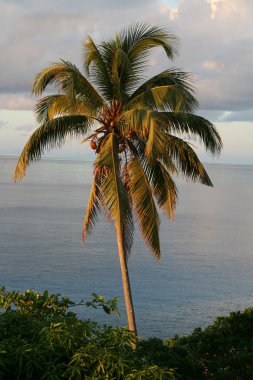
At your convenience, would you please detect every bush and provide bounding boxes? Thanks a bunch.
[0,288,175,379]
[166,308,253,379]
[1,287,253,379]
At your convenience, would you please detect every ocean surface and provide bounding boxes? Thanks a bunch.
[1,156,253,339]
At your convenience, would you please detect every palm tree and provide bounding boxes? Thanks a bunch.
[14,24,222,337]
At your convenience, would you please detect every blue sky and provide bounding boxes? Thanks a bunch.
[0,0,252,164]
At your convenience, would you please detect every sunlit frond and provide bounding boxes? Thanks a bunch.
[165,134,213,186]
[82,168,102,242]
[156,112,223,155]
[95,133,134,257]
[35,94,97,125]
[13,115,92,181]
[150,160,178,220]
[121,23,178,63]
[119,108,153,138]
[127,69,198,112]
[32,60,104,113]
[145,120,168,161]
[112,46,132,100]
[127,156,160,258]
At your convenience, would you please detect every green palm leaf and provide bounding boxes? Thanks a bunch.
[165,134,213,186]
[82,168,102,242]
[32,60,104,113]
[127,156,160,258]
[156,112,222,155]
[145,119,168,161]
[121,23,178,67]
[84,36,113,101]
[127,69,198,112]
[150,160,178,220]
[96,133,134,257]
[13,115,92,181]
[119,108,152,139]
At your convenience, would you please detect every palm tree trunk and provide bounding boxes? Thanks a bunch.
[116,225,137,337]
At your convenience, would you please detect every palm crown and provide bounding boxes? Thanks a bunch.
[14,24,222,336]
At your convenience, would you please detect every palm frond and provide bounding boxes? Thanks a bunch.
[32,60,104,113]
[156,112,223,155]
[82,168,102,242]
[13,115,92,181]
[150,160,178,220]
[127,69,198,112]
[121,22,178,61]
[98,23,178,97]
[127,156,160,258]
[96,133,134,257]
[165,134,213,186]
[145,119,168,161]
[111,46,132,100]
[118,108,153,139]
[34,95,69,124]
[84,36,113,101]
[34,94,97,125]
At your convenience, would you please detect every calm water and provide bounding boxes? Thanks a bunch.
[1,156,253,339]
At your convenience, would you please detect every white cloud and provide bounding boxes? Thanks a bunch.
[202,60,224,71]
[159,2,178,19]
[207,0,222,19]
[0,94,34,110]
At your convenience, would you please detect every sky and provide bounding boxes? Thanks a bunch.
[0,0,252,164]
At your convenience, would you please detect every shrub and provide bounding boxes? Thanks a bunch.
[1,287,253,379]
[166,308,253,379]
[0,287,175,379]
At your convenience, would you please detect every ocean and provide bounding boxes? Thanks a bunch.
[1,156,253,339]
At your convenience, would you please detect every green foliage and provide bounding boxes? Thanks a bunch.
[1,287,253,379]
[0,288,175,379]
[166,308,253,379]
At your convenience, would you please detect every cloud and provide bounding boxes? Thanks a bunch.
[207,0,222,19]
[15,123,35,133]
[0,0,252,124]
[0,94,34,110]
[202,60,224,71]
[218,110,253,122]
[0,120,8,129]
[159,2,178,20]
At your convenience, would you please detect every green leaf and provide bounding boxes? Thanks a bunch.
[82,168,102,242]
[127,156,160,258]
[13,115,92,181]
[96,133,134,257]
[32,60,104,113]
[165,134,213,186]
[128,69,198,112]
[157,111,223,155]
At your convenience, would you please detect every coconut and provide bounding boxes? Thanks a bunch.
[90,140,97,150]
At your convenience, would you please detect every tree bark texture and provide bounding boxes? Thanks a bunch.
[116,225,137,337]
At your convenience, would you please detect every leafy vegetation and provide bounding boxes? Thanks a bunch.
[13,23,222,335]
[1,287,253,379]
[0,287,174,379]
